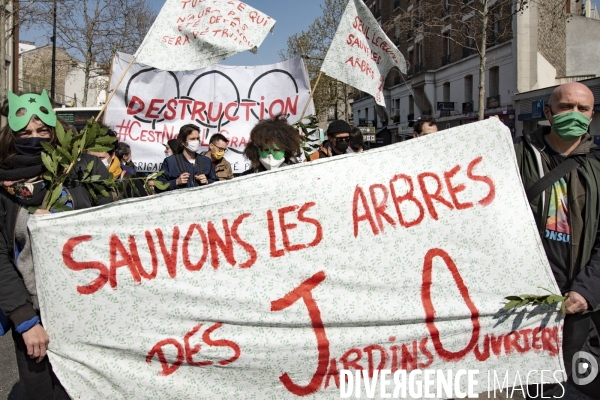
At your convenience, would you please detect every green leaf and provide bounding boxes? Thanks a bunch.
[86,145,113,153]
[57,147,74,163]
[94,136,117,145]
[505,296,523,301]
[47,184,64,209]
[41,140,55,155]
[90,175,101,182]
[50,203,72,212]
[83,161,95,179]
[561,300,566,314]
[55,122,67,147]
[153,180,169,190]
[41,152,56,175]
[503,300,521,310]
[71,140,81,161]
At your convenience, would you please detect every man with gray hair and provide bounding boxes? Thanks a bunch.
[514,82,600,397]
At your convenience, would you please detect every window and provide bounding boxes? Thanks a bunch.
[409,95,414,115]
[464,75,473,102]
[395,24,400,38]
[489,67,499,97]
[417,43,423,64]
[443,33,450,55]
[443,82,450,102]
[395,99,400,116]
[328,106,336,120]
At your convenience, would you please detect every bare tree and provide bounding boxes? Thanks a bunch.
[385,0,528,120]
[30,0,155,106]
[279,0,353,123]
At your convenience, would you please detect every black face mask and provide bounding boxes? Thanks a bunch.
[14,138,51,157]
[334,141,349,154]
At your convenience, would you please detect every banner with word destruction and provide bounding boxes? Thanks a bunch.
[30,119,564,399]
[105,53,313,173]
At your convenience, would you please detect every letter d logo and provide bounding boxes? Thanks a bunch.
[572,351,598,385]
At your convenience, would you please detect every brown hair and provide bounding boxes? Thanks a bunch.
[243,114,302,168]
[0,97,70,166]
[176,124,200,154]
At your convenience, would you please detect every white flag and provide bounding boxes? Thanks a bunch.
[134,0,276,71]
[321,0,406,107]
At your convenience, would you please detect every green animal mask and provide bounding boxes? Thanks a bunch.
[258,145,285,160]
[8,90,57,132]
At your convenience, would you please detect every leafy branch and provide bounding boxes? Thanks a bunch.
[503,287,567,314]
[293,115,321,160]
[36,119,168,213]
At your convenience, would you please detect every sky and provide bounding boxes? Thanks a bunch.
[21,0,327,67]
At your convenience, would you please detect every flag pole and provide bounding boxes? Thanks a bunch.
[95,55,136,122]
[299,71,322,121]
[102,51,116,124]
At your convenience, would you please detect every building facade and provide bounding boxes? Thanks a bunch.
[352,0,595,143]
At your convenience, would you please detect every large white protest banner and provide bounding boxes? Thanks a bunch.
[30,119,564,399]
[104,53,314,173]
[321,0,406,107]
[134,0,276,71]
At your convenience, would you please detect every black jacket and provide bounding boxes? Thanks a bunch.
[0,154,111,327]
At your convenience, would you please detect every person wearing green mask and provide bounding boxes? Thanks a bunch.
[0,91,111,400]
[203,133,233,180]
[514,82,600,398]
[242,114,302,175]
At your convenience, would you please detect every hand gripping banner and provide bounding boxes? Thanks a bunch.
[30,119,564,399]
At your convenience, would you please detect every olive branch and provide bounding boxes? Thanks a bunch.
[33,119,168,213]
[503,287,567,314]
[293,115,321,160]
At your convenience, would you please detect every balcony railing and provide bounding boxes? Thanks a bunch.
[394,0,400,9]
[441,54,451,66]
[407,67,413,77]
[414,62,423,74]
[463,47,475,58]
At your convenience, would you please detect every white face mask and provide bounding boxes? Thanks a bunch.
[259,154,285,170]
[185,140,200,153]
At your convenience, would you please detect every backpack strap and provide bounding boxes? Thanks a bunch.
[175,154,187,184]
[526,156,585,202]
[195,154,205,177]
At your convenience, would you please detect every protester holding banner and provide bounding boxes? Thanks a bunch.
[514,82,600,397]
[203,134,233,181]
[242,114,302,175]
[309,119,352,160]
[0,92,110,400]
[158,124,218,190]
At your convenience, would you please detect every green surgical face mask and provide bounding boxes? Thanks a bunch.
[551,111,591,141]
[258,145,285,160]
[7,90,57,132]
